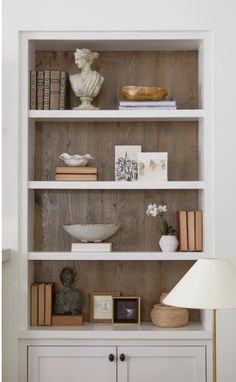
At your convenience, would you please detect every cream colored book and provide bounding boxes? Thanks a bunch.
[71,243,112,252]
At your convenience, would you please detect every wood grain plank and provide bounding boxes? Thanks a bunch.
[34,260,199,322]
[33,50,200,323]
[35,50,198,109]
[35,122,198,182]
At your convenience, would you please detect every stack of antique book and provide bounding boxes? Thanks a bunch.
[30,70,68,110]
[55,166,98,181]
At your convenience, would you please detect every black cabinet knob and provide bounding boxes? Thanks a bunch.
[120,353,125,362]
[109,354,115,362]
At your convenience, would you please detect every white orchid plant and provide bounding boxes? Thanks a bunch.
[146,203,175,235]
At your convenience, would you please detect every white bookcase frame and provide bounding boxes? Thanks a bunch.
[19,31,214,338]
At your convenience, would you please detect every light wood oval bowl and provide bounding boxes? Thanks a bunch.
[121,86,168,101]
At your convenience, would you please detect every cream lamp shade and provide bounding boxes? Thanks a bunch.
[163,258,236,309]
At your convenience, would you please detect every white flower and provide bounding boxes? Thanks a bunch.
[157,205,167,213]
[146,203,159,217]
[146,203,168,217]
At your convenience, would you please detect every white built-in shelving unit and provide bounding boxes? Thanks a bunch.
[19,31,213,343]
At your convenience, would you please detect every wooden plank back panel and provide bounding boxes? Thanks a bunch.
[33,50,200,323]
[35,50,198,109]
[35,122,198,182]
[34,260,199,322]
[34,189,199,252]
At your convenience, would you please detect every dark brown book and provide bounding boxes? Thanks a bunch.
[36,71,44,110]
[52,314,83,326]
[45,283,54,326]
[30,70,37,110]
[30,283,38,326]
[187,211,195,251]
[38,283,45,325]
[50,70,60,110]
[177,211,188,251]
[56,166,98,174]
[195,211,203,251]
[59,71,67,110]
[43,70,50,110]
[55,174,97,181]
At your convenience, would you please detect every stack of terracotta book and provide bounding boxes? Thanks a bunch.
[177,210,203,252]
[30,282,83,326]
[31,283,54,326]
[55,166,98,181]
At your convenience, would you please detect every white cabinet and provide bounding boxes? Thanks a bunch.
[28,346,116,382]
[118,346,206,382]
[28,346,206,382]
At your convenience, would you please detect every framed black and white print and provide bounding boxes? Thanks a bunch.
[115,145,141,181]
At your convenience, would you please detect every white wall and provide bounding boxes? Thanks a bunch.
[3,0,236,381]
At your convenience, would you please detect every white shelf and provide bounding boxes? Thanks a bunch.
[28,181,205,190]
[28,109,205,122]
[19,322,212,340]
[28,251,205,261]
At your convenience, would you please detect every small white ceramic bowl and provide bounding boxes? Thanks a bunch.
[63,224,120,242]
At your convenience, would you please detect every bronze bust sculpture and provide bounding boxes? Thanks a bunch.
[54,267,82,315]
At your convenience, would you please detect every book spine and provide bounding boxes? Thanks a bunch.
[195,211,203,251]
[187,211,195,251]
[55,174,97,181]
[50,70,60,110]
[119,106,177,110]
[30,283,38,326]
[38,283,45,325]
[177,211,188,251]
[59,71,67,110]
[30,70,37,110]
[45,283,54,326]
[43,70,51,110]
[36,71,44,110]
[71,243,112,252]
[56,167,98,174]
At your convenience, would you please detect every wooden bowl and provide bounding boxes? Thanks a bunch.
[121,86,168,101]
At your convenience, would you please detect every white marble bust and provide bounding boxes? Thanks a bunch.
[70,48,104,110]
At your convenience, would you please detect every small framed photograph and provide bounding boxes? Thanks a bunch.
[90,292,120,323]
[115,145,141,181]
[138,152,168,182]
[112,296,141,325]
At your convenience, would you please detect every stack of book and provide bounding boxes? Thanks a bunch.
[119,100,177,110]
[30,283,54,326]
[177,211,203,252]
[30,70,68,110]
[55,167,98,181]
[71,243,112,252]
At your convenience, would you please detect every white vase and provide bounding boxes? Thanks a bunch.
[159,235,179,252]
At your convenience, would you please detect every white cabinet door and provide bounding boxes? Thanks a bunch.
[28,346,116,382]
[118,346,206,382]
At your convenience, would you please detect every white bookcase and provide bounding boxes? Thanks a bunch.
[19,31,213,382]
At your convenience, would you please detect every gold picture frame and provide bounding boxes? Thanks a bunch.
[90,292,120,323]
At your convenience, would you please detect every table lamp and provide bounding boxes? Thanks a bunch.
[163,258,236,382]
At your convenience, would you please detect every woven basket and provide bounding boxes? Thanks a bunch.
[160,292,169,304]
[151,303,189,328]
